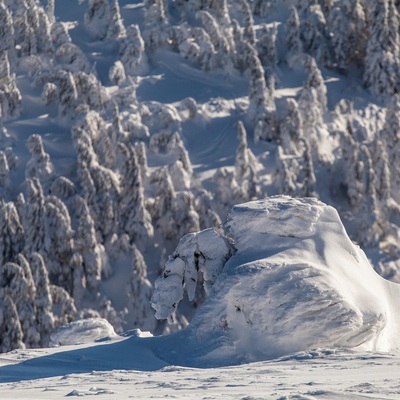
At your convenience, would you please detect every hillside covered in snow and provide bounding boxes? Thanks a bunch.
[1,0,400,354]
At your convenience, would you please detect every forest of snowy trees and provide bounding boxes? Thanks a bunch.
[1,0,400,352]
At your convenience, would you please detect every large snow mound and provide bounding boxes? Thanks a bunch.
[152,197,400,366]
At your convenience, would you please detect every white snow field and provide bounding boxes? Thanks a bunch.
[1,197,400,399]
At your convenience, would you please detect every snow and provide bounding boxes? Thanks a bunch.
[2,0,400,397]
[2,197,400,398]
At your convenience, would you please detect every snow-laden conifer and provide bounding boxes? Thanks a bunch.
[127,243,154,330]
[1,261,39,348]
[84,0,110,40]
[0,294,25,353]
[76,197,105,291]
[286,6,303,60]
[119,143,153,249]
[257,23,278,69]
[29,252,54,346]
[24,178,46,256]
[43,195,75,293]
[50,285,77,326]
[364,0,400,98]
[109,61,126,86]
[107,0,126,40]
[25,134,55,191]
[0,150,9,198]
[120,25,148,76]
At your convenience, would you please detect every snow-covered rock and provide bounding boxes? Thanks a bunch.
[152,196,400,366]
[49,318,116,346]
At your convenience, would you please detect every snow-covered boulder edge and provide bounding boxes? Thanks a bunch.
[151,196,400,366]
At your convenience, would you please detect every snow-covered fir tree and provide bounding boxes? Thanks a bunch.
[127,243,154,330]
[364,0,400,98]
[25,134,55,191]
[119,142,153,250]
[29,252,55,346]
[0,294,24,353]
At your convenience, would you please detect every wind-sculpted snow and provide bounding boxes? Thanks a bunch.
[151,196,400,366]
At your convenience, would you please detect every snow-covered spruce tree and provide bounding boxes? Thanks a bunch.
[0,294,24,353]
[298,138,317,197]
[127,243,154,330]
[107,0,126,40]
[23,178,46,256]
[25,134,55,192]
[50,176,77,201]
[197,11,230,70]
[13,8,37,57]
[119,25,148,76]
[109,61,126,86]
[0,150,9,198]
[0,2,16,65]
[364,0,400,98]
[246,43,275,123]
[50,285,77,326]
[184,27,216,71]
[339,127,364,210]
[276,145,300,196]
[119,143,153,250]
[235,120,250,184]
[51,22,72,48]
[0,53,22,120]
[303,55,327,112]
[42,82,58,106]
[383,95,400,193]
[257,23,278,70]
[73,72,104,112]
[249,0,271,17]
[84,0,110,40]
[142,0,168,51]
[151,166,177,240]
[213,167,241,211]
[56,43,91,74]
[173,191,201,238]
[299,3,331,65]
[0,261,39,349]
[241,0,256,45]
[43,195,75,294]
[89,164,121,241]
[55,70,79,120]
[29,252,54,346]
[75,196,106,291]
[253,111,278,144]
[15,253,41,348]
[286,6,303,61]
[46,0,55,24]
[134,141,149,183]
[280,98,304,155]
[169,160,191,191]
[357,144,389,247]
[328,1,357,72]
[0,201,25,267]
[370,133,391,203]
[194,189,222,231]
[34,3,54,54]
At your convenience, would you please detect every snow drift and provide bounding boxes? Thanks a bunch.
[151,196,400,366]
